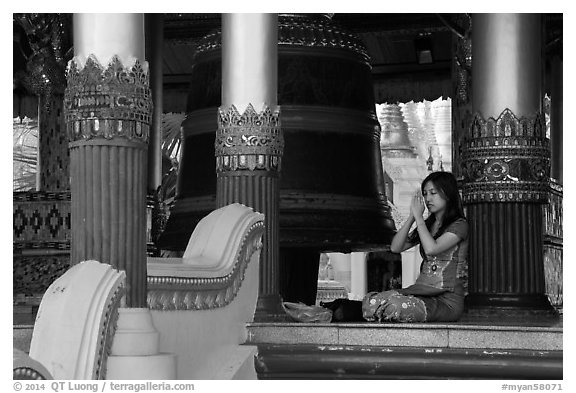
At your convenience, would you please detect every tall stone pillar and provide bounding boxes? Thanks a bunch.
[549,55,562,184]
[145,14,164,254]
[146,14,164,194]
[64,14,150,307]
[216,14,284,319]
[461,14,552,313]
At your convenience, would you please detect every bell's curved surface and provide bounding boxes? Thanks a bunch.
[159,14,396,253]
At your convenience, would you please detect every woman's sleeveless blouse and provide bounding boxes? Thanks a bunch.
[403,218,469,297]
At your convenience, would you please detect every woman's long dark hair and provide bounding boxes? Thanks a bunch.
[408,171,466,243]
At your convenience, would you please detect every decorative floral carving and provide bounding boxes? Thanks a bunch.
[460,109,550,203]
[530,159,549,182]
[484,159,511,181]
[13,13,72,108]
[462,182,549,203]
[147,221,264,310]
[543,180,563,240]
[97,284,124,380]
[461,159,484,182]
[215,104,283,172]
[64,55,151,144]
[13,367,49,380]
[277,15,370,62]
[543,244,562,311]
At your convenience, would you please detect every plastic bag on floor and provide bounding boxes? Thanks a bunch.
[282,302,333,323]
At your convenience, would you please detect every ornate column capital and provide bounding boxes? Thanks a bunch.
[460,108,550,203]
[215,104,283,172]
[64,55,152,145]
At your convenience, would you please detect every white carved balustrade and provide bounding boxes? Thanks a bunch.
[146,203,265,379]
[13,348,53,380]
[28,261,125,379]
[19,204,264,380]
[147,203,264,310]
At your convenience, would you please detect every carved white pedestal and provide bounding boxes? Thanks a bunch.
[106,308,176,380]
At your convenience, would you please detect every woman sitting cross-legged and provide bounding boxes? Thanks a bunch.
[322,171,469,323]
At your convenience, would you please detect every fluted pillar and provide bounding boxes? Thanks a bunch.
[216,14,284,319]
[462,14,552,313]
[64,14,150,307]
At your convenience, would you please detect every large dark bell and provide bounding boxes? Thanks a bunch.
[159,14,396,254]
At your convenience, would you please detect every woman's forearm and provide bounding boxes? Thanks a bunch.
[390,215,415,253]
[414,215,462,256]
[414,215,435,254]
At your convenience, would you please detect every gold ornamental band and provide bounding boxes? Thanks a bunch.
[215,104,283,172]
[64,55,152,144]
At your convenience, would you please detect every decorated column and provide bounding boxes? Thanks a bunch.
[216,14,283,318]
[64,14,150,307]
[461,14,552,312]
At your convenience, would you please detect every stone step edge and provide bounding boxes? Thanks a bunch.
[253,343,563,380]
[247,322,563,332]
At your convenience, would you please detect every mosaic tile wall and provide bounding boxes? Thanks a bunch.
[13,191,71,249]
[13,255,70,295]
[13,191,157,298]
[38,95,70,191]
[14,191,71,298]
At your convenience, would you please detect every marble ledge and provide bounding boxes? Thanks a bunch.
[246,322,563,351]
